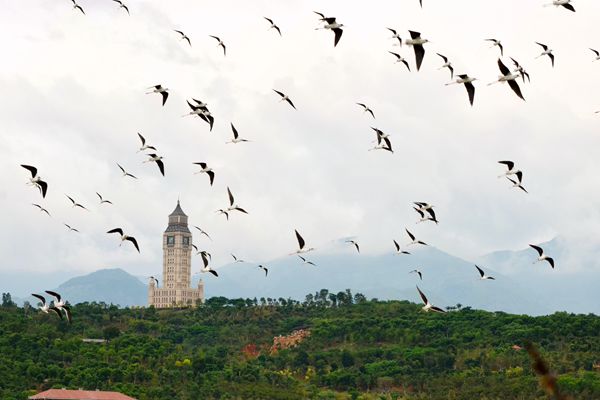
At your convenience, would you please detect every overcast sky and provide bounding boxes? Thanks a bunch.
[2,0,600,279]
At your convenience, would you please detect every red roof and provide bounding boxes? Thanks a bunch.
[29,389,136,400]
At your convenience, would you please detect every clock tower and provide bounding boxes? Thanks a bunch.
[148,201,204,307]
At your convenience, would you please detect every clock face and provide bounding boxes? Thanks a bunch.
[183,237,190,245]
[167,236,175,245]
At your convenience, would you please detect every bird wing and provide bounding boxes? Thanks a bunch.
[62,305,73,323]
[393,240,400,251]
[31,293,46,304]
[447,65,454,79]
[137,132,146,146]
[561,3,575,12]
[507,79,525,101]
[66,195,76,205]
[388,51,401,59]
[430,306,446,313]
[498,160,514,170]
[324,17,337,24]
[50,307,63,319]
[45,290,62,302]
[436,53,448,63]
[332,28,343,47]
[21,164,37,178]
[207,171,215,186]
[498,43,504,56]
[161,91,169,106]
[402,59,411,72]
[591,48,600,57]
[416,286,428,305]
[413,44,425,71]
[117,163,125,173]
[209,270,219,277]
[464,81,475,106]
[426,208,437,220]
[536,42,548,51]
[221,43,226,56]
[191,244,198,251]
[234,207,248,214]
[38,181,48,198]
[194,162,207,169]
[228,124,239,140]
[206,115,214,131]
[414,207,425,218]
[274,25,282,36]
[231,254,237,261]
[273,89,285,97]
[510,57,521,68]
[515,171,523,183]
[406,228,415,241]
[409,30,421,39]
[174,30,184,36]
[498,58,510,75]
[530,244,544,256]
[417,271,422,280]
[354,242,360,253]
[125,236,140,252]
[383,137,393,151]
[227,187,234,206]
[285,98,296,109]
[201,253,209,268]
[107,228,124,236]
[367,108,375,118]
[184,36,191,46]
[209,35,220,41]
[475,265,485,278]
[546,257,555,269]
[548,53,555,67]
[264,17,273,24]
[295,230,306,249]
[96,192,103,201]
[155,159,165,176]
[313,11,325,19]
[387,27,397,35]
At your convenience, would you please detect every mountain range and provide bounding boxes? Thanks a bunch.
[4,237,598,315]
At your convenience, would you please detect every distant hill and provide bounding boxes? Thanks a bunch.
[29,268,148,307]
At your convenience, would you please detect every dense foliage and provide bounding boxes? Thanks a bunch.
[1,290,599,400]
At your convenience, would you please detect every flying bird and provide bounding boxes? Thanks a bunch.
[21,165,48,198]
[370,127,393,153]
[209,35,226,56]
[387,28,402,46]
[64,224,79,233]
[436,53,453,78]
[406,228,427,246]
[315,16,344,47]
[174,30,191,46]
[96,193,113,205]
[32,203,51,216]
[193,226,212,240]
[196,250,212,261]
[535,42,555,67]
[507,172,528,193]
[530,244,555,269]
[144,154,165,176]
[137,132,156,153]
[510,58,531,83]
[414,207,439,224]
[149,276,159,287]
[200,252,218,277]
[298,255,316,266]
[65,195,89,211]
[356,103,375,119]
[45,290,72,323]
[273,89,296,109]
[184,100,214,131]
[223,187,248,216]
[31,294,63,319]
[292,230,314,254]
[117,163,138,179]
[112,0,129,15]
[393,240,411,255]
[405,31,430,71]
[264,17,281,36]
[346,240,360,253]
[231,254,245,263]
[258,264,269,277]
[475,265,495,280]
[414,202,434,213]
[193,162,215,186]
[410,269,423,280]
[146,85,169,106]
[488,59,525,101]
[416,286,445,313]
[227,123,250,144]
[544,0,575,12]
[445,74,477,106]
[485,39,503,56]
[71,0,85,15]
[107,228,140,252]
[498,160,521,178]
[388,51,411,71]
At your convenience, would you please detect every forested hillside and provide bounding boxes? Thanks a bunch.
[1,290,599,400]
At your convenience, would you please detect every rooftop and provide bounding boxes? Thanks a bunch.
[169,200,187,217]
[29,389,136,400]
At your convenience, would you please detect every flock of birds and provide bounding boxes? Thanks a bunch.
[20,0,589,322]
